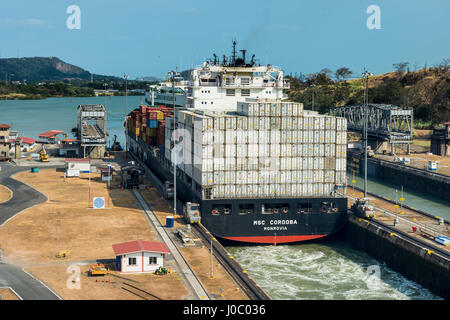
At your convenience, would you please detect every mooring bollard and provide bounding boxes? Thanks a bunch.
[393,217,399,226]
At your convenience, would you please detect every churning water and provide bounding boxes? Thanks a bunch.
[226,241,441,300]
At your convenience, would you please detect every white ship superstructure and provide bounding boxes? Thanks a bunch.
[182,42,289,111]
[144,80,188,107]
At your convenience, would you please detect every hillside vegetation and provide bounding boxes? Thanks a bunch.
[0,57,92,82]
[287,65,450,126]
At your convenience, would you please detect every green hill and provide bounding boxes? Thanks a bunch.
[287,66,450,126]
[0,57,93,82]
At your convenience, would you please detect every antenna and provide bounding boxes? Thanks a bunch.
[232,40,237,65]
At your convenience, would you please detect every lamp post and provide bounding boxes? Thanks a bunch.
[124,74,129,158]
[171,70,177,218]
[362,69,373,198]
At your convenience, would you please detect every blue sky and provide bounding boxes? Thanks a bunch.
[0,0,448,79]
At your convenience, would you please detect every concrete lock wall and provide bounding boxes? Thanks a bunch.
[339,215,450,300]
[355,155,450,202]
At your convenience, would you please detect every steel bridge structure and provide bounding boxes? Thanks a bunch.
[331,104,413,154]
[77,104,108,158]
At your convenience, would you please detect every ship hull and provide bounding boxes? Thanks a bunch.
[127,133,348,244]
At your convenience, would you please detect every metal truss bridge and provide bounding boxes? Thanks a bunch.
[331,104,413,152]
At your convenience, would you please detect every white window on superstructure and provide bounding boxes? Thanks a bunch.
[149,257,157,264]
[241,77,250,85]
[226,89,235,96]
[241,89,250,96]
[225,77,233,85]
[128,257,137,265]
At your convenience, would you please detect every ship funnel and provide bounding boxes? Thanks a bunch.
[240,49,247,64]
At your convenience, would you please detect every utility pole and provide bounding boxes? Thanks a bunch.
[362,69,372,198]
[103,83,108,108]
[171,70,177,218]
[124,74,129,159]
[209,237,214,279]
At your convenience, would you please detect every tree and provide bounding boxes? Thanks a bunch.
[393,62,409,73]
[439,58,449,72]
[319,68,333,78]
[335,67,353,81]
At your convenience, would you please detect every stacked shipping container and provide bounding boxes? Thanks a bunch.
[164,101,347,199]
[127,105,173,148]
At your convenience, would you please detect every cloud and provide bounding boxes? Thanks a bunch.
[0,18,48,27]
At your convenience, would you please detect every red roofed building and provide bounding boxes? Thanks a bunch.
[13,137,37,152]
[113,240,170,274]
[38,130,64,144]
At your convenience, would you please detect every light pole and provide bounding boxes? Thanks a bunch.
[124,74,129,158]
[103,83,108,108]
[171,70,177,217]
[362,69,372,198]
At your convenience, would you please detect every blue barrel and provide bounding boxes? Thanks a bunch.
[166,216,174,228]
[31,167,39,173]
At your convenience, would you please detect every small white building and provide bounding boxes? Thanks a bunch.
[112,240,170,274]
[65,158,91,173]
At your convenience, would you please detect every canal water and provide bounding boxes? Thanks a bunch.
[0,96,144,147]
[348,174,450,220]
[1,97,446,300]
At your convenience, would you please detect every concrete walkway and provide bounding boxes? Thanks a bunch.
[133,190,210,300]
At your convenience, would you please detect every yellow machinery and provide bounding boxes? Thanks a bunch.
[88,263,108,276]
[56,250,70,259]
[40,146,49,162]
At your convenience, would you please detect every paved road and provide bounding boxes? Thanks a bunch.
[0,263,61,300]
[0,162,63,299]
[0,162,63,226]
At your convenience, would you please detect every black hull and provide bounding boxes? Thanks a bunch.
[128,133,348,244]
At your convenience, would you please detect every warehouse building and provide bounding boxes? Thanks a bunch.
[112,240,170,274]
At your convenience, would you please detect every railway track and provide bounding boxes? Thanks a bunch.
[353,213,450,260]
[121,282,163,300]
[127,151,271,300]
[192,223,271,300]
[348,184,450,226]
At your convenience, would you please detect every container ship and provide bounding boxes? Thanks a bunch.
[125,42,348,244]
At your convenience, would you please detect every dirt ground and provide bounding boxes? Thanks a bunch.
[0,184,12,203]
[0,288,20,300]
[0,169,156,265]
[26,264,188,300]
[0,168,190,300]
[180,247,248,300]
[140,186,248,300]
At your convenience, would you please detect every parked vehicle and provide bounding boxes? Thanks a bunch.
[164,181,174,199]
[184,202,201,224]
